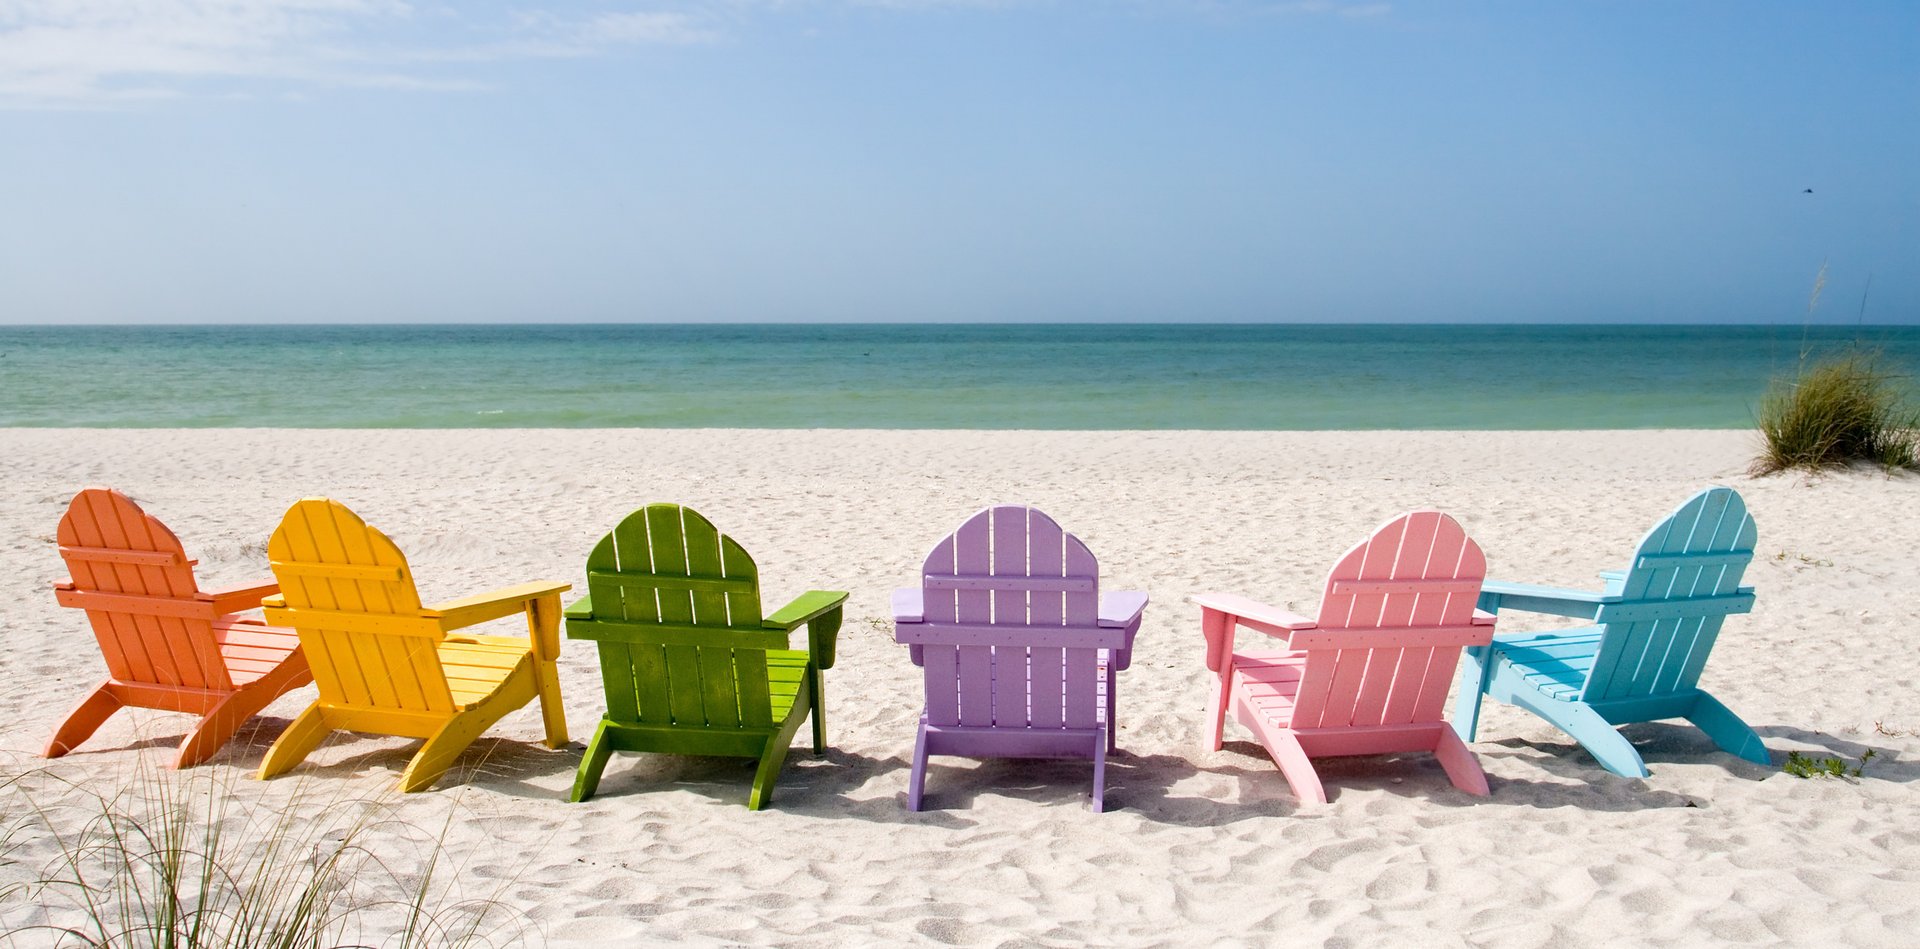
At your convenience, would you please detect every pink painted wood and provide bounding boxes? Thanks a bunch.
[1192,510,1495,804]
[895,505,1148,812]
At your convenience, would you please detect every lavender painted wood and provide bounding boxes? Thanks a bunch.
[893,505,1147,812]
[1191,510,1496,805]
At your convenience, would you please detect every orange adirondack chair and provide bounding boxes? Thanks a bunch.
[47,488,311,768]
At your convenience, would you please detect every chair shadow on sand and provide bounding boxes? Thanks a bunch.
[124,714,1907,816]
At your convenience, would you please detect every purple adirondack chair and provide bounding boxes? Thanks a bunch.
[893,505,1148,812]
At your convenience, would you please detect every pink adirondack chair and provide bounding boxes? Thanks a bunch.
[893,506,1148,812]
[46,487,311,769]
[1191,510,1496,803]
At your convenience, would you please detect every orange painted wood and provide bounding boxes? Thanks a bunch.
[47,488,312,768]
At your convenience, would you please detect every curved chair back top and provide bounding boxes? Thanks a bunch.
[55,487,231,691]
[1292,510,1488,730]
[1582,486,1757,702]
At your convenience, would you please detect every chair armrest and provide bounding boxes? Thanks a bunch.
[53,579,75,592]
[1190,592,1317,638]
[425,580,573,631]
[764,590,849,631]
[1100,590,1149,670]
[891,587,924,624]
[765,590,849,671]
[199,580,280,615]
[1098,590,1148,629]
[1477,579,1612,621]
[1472,608,1497,626]
[563,594,594,621]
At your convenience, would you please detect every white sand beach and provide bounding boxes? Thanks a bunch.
[1,429,1915,947]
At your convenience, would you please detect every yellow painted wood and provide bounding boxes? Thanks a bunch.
[260,498,570,791]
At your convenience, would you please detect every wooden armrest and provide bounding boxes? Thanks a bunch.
[892,587,924,624]
[425,580,572,630]
[1472,608,1497,626]
[1098,590,1148,629]
[765,590,849,671]
[53,579,75,591]
[1190,592,1317,637]
[563,594,594,620]
[763,590,850,631]
[1478,579,1612,621]
[199,580,280,614]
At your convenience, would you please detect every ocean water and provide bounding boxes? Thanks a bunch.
[1,324,1915,429]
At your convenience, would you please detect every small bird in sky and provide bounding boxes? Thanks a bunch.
[1804,188,1814,193]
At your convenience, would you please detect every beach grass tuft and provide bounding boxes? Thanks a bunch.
[0,759,535,949]
[1751,348,1920,476]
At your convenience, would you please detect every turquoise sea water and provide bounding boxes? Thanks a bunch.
[1,324,1915,429]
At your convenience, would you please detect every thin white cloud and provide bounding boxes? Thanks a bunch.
[0,0,1387,109]
[0,1,718,108]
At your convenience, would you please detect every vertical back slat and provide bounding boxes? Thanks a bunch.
[607,511,669,724]
[923,645,961,726]
[953,512,994,727]
[990,508,1030,727]
[1027,513,1066,729]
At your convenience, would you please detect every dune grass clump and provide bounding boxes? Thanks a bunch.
[1752,349,1920,476]
[0,763,534,949]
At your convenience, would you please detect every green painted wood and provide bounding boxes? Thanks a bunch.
[597,641,640,723]
[564,504,839,807]
[586,570,757,596]
[567,618,786,649]
[765,590,852,630]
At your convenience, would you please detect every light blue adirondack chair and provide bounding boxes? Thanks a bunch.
[1452,487,1769,777]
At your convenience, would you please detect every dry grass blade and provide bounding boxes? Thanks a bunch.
[1752,347,1920,476]
[0,757,538,949]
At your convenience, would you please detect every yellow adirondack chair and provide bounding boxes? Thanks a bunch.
[257,498,569,792]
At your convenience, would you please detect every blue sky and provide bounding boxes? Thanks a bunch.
[2,1,1915,324]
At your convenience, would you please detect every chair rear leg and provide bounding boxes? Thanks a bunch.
[258,704,332,780]
[175,692,263,769]
[1433,724,1491,796]
[907,718,930,811]
[45,682,122,759]
[1544,700,1650,778]
[1265,730,1328,805]
[569,720,617,803]
[748,675,814,810]
[400,698,519,793]
[1685,692,1770,765]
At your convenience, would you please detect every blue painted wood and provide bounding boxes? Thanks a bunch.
[1452,487,1770,776]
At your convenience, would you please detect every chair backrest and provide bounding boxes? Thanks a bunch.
[1291,510,1487,730]
[55,487,233,692]
[914,505,1117,731]
[266,499,454,714]
[1580,486,1756,703]
[578,504,782,730]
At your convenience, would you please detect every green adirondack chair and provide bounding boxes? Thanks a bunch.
[564,504,846,809]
